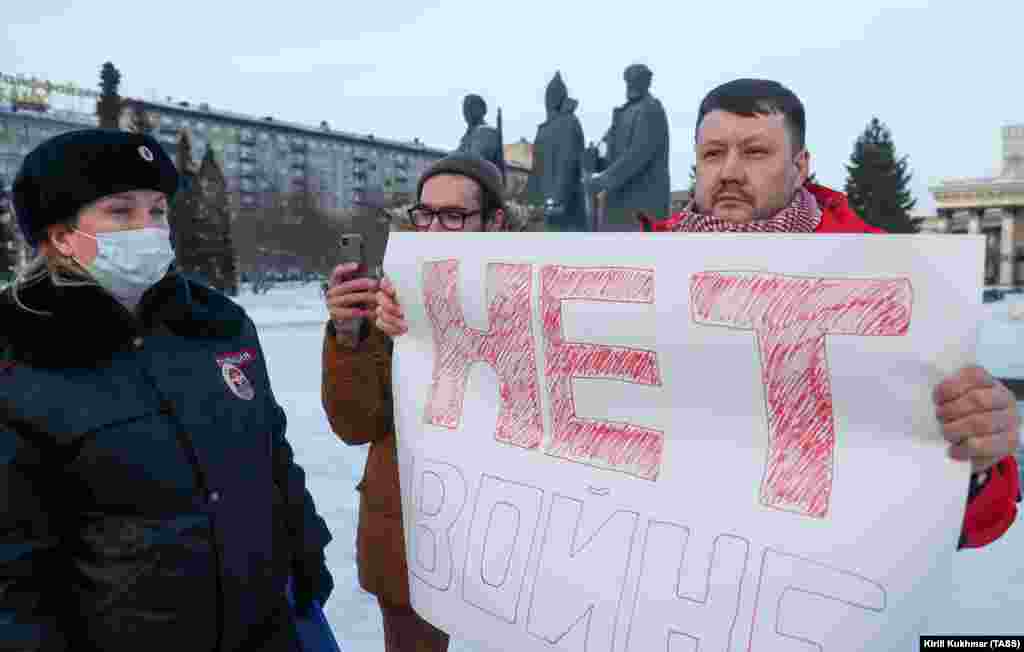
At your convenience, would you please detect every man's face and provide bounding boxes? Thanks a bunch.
[418,174,504,232]
[694,110,809,224]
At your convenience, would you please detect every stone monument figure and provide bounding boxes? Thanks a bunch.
[456,94,505,180]
[587,64,670,231]
[527,72,588,231]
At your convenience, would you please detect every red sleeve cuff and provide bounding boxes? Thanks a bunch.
[639,212,686,232]
[959,455,1021,549]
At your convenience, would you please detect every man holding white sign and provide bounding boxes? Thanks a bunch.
[377,79,1020,550]
[368,79,1020,652]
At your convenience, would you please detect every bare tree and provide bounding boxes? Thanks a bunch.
[232,169,346,292]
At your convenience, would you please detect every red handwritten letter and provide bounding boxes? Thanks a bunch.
[691,273,912,518]
[540,266,664,480]
[422,260,544,448]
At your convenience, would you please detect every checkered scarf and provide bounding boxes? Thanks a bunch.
[670,185,822,233]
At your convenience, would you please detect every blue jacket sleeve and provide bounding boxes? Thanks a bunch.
[269,402,333,560]
[250,323,334,606]
[0,424,66,651]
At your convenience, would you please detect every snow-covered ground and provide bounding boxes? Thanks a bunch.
[239,282,1024,648]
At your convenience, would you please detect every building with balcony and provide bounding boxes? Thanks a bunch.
[0,80,534,273]
[121,98,448,213]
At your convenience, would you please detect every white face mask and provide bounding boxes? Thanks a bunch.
[72,227,176,312]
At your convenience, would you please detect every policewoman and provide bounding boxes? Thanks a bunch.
[0,130,333,651]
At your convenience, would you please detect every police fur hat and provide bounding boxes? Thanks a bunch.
[13,128,179,246]
[416,153,506,220]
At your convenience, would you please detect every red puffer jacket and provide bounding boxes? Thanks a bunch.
[643,182,1021,549]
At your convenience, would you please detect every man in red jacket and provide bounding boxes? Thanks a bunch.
[639,78,1020,548]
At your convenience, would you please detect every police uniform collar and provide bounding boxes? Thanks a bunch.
[0,270,247,368]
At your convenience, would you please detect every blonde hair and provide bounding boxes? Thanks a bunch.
[10,223,98,317]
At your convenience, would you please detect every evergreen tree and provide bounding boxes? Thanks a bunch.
[196,148,238,294]
[96,62,123,129]
[168,129,198,255]
[844,117,917,233]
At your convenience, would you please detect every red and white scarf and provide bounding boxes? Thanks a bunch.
[670,186,822,233]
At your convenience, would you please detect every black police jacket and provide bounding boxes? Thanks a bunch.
[0,269,332,651]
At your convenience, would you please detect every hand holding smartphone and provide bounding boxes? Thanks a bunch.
[336,234,381,282]
[329,234,380,344]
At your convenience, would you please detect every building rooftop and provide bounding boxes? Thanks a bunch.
[1,97,531,175]
[127,96,450,158]
[128,97,531,174]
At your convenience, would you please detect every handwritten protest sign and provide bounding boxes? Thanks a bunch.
[384,233,984,652]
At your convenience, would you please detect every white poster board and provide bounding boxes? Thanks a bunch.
[384,233,985,652]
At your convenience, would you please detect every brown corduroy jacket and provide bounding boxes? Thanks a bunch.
[320,320,410,606]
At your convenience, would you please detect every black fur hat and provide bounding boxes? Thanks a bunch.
[13,128,179,246]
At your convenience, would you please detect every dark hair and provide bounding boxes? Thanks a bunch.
[696,79,806,151]
[472,181,502,224]
[427,175,502,226]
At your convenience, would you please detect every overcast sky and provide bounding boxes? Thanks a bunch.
[4,0,1020,214]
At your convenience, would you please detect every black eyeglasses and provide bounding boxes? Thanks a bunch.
[407,205,481,231]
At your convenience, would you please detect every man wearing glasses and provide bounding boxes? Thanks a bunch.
[320,154,505,652]
[406,155,507,233]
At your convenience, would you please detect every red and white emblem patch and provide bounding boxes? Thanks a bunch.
[215,348,258,369]
[220,361,255,401]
